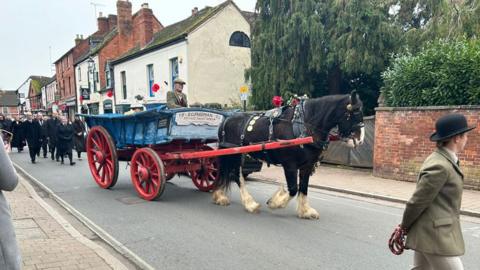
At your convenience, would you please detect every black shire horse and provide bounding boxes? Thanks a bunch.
[212,91,365,219]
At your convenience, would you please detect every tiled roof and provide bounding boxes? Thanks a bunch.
[241,11,256,26]
[0,90,19,107]
[113,1,235,64]
[29,76,51,95]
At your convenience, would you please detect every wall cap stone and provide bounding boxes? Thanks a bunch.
[375,105,480,111]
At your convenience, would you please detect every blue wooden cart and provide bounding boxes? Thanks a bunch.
[81,105,313,201]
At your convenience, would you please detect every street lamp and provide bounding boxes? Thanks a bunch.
[87,57,96,93]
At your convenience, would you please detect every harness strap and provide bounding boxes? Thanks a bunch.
[268,117,274,141]
[240,114,258,146]
[219,116,229,145]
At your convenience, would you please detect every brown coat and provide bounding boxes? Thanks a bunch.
[401,148,465,256]
[166,91,188,109]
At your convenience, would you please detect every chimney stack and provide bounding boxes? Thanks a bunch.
[74,34,83,46]
[137,3,154,46]
[117,0,133,36]
[191,7,199,16]
[108,14,117,31]
[97,12,109,34]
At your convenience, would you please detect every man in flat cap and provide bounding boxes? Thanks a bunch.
[166,78,188,109]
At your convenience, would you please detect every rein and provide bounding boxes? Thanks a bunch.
[388,225,407,255]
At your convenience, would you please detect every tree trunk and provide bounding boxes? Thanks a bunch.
[328,66,342,95]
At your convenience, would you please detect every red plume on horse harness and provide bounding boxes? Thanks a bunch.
[272,96,283,107]
[388,225,407,255]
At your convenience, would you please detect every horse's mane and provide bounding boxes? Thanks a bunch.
[303,94,361,138]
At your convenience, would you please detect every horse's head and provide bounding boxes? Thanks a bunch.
[336,90,365,148]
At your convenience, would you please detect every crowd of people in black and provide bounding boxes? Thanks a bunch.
[0,112,86,166]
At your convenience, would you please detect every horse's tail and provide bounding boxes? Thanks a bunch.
[216,154,241,191]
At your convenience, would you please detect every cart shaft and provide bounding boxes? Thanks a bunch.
[160,137,313,160]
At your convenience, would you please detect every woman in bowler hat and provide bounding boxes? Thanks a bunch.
[393,113,475,269]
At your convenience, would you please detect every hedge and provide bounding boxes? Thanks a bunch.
[382,39,480,107]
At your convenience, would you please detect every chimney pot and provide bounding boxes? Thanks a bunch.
[99,11,103,17]
[141,3,149,9]
[191,7,199,16]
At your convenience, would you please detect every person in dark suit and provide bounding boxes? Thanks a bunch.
[395,113,476,270]
[10,115,25,153]
[23,113,41,163]
[36,113,48,158]
[166,78,188,109]
[56,116,75,166]
[46,112,60,161]
[73,116,85,160]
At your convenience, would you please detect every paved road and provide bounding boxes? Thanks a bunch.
[9,151,480,270]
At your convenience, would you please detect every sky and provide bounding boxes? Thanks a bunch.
[0,0,256,90]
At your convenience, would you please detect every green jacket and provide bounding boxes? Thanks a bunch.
[166,91,188,109]
[401,147,465,256]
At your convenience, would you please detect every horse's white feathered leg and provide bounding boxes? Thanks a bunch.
[239,170,260,213]
[212,188,230,206]
[297,193,319,219]
[267,185,293,209]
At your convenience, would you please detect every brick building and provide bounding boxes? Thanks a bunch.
[0,90,19,115]
[54,12,116,118]
[77,1,163,114]
[26,76,51,113]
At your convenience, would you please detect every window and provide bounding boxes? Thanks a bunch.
[105,63,113,89]
[3,107,8,114]
[147,64,154,97]
[78,67,81,81]
[170,58,178,91]
[229,31,251,48]
[121,71,127,99]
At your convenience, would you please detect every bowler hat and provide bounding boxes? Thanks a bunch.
[174,78,186,85]
[430,113,476,141]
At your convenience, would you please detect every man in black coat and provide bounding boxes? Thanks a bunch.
[56,116,75,166]
[46,112,60,161]
[36,113,49,158]
[23,113,41,163]
[10,115,25,152]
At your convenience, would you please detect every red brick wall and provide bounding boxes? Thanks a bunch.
[374,106,480,189]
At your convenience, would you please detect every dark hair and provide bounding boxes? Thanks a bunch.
[436,132,466,148]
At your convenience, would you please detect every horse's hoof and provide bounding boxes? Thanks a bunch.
[298,208,320,220]
[213,197,230,206]
[245,201,261,213]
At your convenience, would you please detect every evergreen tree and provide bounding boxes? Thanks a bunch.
[249,0,399,114]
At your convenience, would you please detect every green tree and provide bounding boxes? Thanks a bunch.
[249,0,400,115]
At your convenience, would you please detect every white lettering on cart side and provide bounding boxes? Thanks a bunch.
[175,112,223,126]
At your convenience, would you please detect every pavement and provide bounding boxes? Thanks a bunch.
[4,176,130,270]
[249,163,480,217]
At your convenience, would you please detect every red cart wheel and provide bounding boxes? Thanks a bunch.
[189,155,219,192]
[130,148,166,201]
[86,126,119,189]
